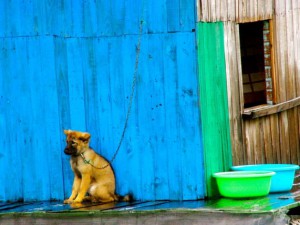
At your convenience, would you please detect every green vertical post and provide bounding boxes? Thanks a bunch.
[196,22,232,198]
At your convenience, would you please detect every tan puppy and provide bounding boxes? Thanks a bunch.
[63,129,131,204]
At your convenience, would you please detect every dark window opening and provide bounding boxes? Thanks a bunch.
[239,20,273,108]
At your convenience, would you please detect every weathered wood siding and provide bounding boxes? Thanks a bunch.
[199,0,300,166]
[198,0,273,23]
[273,0,300,102]
[0,1,204,202]
[223,21,245,164]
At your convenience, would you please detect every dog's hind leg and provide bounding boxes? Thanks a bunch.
[89,184,116,203]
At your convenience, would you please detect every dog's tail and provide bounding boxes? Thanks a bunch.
[116,193,133,202]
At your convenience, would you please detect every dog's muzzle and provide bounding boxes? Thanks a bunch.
[64,146,77,155]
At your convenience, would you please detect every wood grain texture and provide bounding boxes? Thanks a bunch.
[223,22,245,165]
[0,0,204,202]
[221,0,300,166]
[198,0,273,22]
[197,22,232,197]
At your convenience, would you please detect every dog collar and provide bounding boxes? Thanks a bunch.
[79,152,110,169]
[80,152,91,164]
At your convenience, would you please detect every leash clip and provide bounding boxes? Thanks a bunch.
[80,153,90,164]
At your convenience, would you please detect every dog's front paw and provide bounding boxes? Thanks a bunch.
[63,199,74,204]
[73,198,83,203]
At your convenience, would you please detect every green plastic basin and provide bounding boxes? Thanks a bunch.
[213,171,275,198]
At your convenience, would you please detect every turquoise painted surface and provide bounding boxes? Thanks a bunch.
[0,1,204,202]
[0,0,195,36]
[197,22,232,197]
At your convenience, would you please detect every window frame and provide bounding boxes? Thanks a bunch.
[239,20,275,109]
[238,19,285,119]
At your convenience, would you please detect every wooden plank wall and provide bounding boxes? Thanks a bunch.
[0,0,205,202]
[199,0,300,166]
[223,22,245,165]
[198,0,273,22]
[258,0,300,165]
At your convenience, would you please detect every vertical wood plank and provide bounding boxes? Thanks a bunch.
[257,118,266,163]
[85,1,99,35]
[94,37,112,158]
[270,114,280,163]
[223,22,245,165]
[166,0,180,32]
[287,108,299,164]
[20,37,45,201]
[0,38,6,201]
[1,38,24,202]
[176,33,204,199]
[163,34,183,200]
[262,117,272,163]
[167,0,197,31]
[41,37,65,201]
[297,108,300,165]
[53,37,72,199]
[244,120,254,163]
[123,0,142,35]
[68,1,82,35]
[285,0,296,100]
[146,0,167,33]
[197,22,232,197]
[294,0,300,96]
[81,38,101,146]
[179,0,196,31]
[110,0,126,35]
[279,112,290,163]
[136,35,156,200]
[198,0,208,22]
[147,34,170,200]
[120,35,141,198]
[274,0,287,102]
[95,1,113,35]
[31,38,49,200]
[66,39,87,131]
[109,36,129,197]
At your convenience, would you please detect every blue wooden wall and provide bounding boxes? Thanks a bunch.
[0,0,204,202]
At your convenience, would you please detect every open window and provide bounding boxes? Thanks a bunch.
[239,20,274,108]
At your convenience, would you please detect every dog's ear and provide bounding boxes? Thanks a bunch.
[81,132,91,142]
[64,130,71,136]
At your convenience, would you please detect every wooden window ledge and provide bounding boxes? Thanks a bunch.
[242,96,300,119]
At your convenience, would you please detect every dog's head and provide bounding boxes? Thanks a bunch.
[63,130,91,156]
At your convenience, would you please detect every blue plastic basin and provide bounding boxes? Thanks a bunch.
[231,164,299,193]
